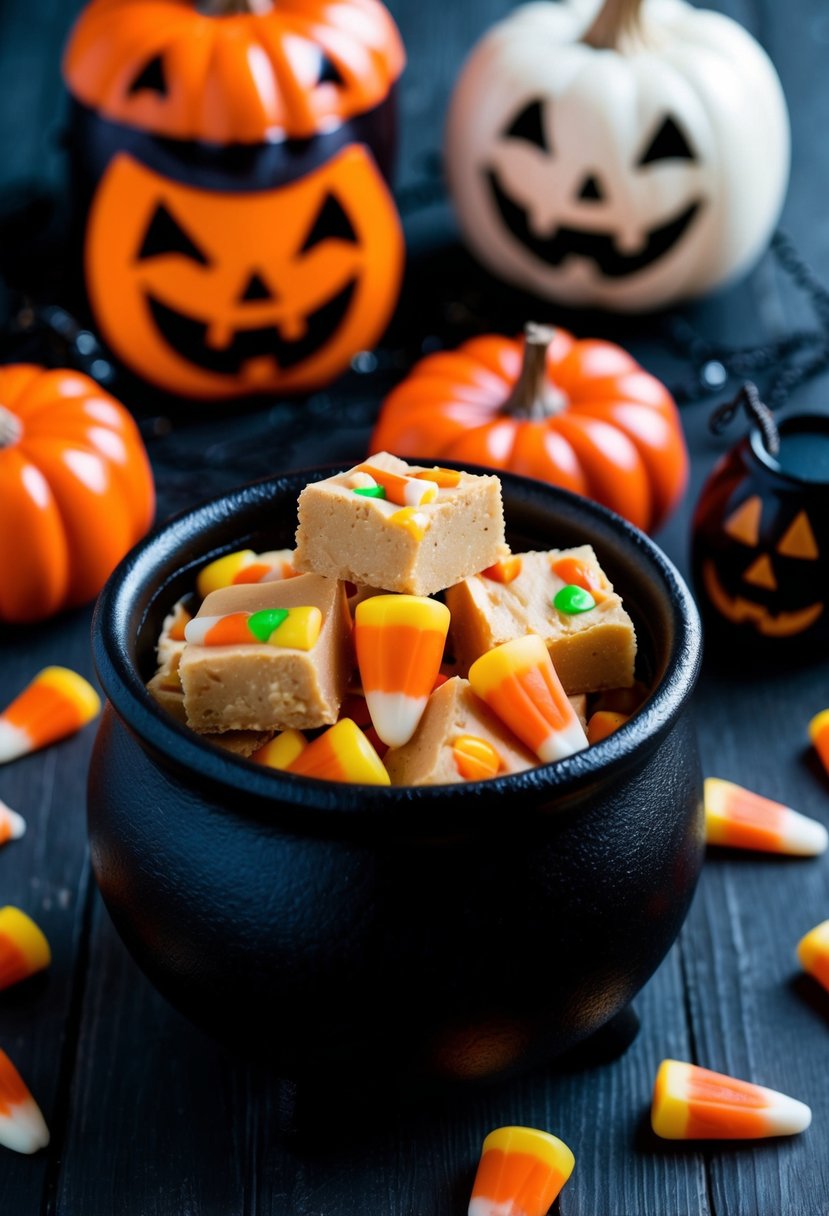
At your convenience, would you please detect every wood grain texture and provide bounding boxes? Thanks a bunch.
[2,0,829,1213]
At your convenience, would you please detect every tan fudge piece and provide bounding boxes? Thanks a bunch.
[156,598,192,670]
[179,574,350,734]
[445,546,636,695]
[384,677,538,786]
[146,658,272,755]
[293,451,506,596]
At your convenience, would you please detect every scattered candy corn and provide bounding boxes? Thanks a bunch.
[453,736,502,782]
[0,668,101,765]
[251,730,307,770]
[587,710,630,746]
[196,549,295,599]
[468,636,588,764]
[355,463,438,507]
[354,596,451,748]
[551,555,605,596]
[0,1049,49,1155]
[413,466,461,488]
[0,908,51,991]
[389,507,430,541]
[0,800,25,848]
[165,601,191,643]
[809,710,829,780]
[651,1060,811,1140]
[287,719,390,785]
[468,1126,575,1216]
[797,920,829,993]
[482,556,522,584]
[704,778,828,856]
[185,607,321,651]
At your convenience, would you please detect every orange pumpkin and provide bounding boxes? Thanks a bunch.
[370,323,689,533]
[0,365,155,624]
[63,0,405,144]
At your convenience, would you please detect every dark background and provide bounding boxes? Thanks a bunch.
[2,1,829,1213]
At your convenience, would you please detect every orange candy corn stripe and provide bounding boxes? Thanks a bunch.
[287,719,390,785]
[0,668,101,765]
[355,595,450,748]
[0,1049,50,1154]
[453,736,501,782]
[587,710,629,746]
[413,466,461,488]
[482,556,522,584]
[202,613,257,647]
[704,778,828,855]
[551,556,605,596]
[797,920,829,993]
[0,908,51,992]
[468,1126,575,1216]
[809,709,829,778]
[356,463,438,507]
[469,636,588,764]
[651,1060,811,1140]
[0,800,26,848]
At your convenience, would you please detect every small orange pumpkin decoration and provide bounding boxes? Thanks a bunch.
[370,323,689,533]
[0,365,155,624]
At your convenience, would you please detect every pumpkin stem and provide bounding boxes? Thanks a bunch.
[198,0,272,15]
[0,405,22,450]
[502,323,567,421]
[582,0,644,49]
[709,382,781,457]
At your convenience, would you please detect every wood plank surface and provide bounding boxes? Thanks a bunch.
[2,0,829,1213]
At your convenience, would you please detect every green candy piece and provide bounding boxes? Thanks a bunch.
[553,585,596,615]
[247,608,289,642]
[352,485,387,499]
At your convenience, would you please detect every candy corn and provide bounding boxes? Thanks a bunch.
[413,466,461,488]
[286,719,390,785]
[651,1060,811,1140]
[0,800,25,847]
[196,549,295,599]
[797,920,829,993]
[481,556,522,584]
[251,730,307,770]
[468,1126,575,1216]
[0,908,51,991]
[354,596,450,748]
[0,1049,49,1154]
[468,636,588,764]
[453,736,502,782]
[587,710,630,746]
[809,709,829,779]
[0,668,101,765]
[355,463,438,507]
[184,607,321,651]
[551,555,606,596]
[704,778,828,855]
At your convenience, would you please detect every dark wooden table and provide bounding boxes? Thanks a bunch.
[2,1,829,1212]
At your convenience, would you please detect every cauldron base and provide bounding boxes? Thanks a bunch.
[273,1006,640,1140]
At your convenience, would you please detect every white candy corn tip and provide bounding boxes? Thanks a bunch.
[469,1201,515,1216]
[537,717,589,764]
[0,801,26,840]
[365,691,428,748]
[0,722,31,765]
[759,1085,812,1136]
[781,808,829,856]
[183,616,221,646]
[0,1096,50,1155]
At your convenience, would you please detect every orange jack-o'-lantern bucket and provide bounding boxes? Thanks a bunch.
[62,0,406,401]
[692,386,829,654]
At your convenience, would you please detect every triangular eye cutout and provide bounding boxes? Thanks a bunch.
[127,53,168,98]
[502,100,548,151]
[318,53,345,87]
[136,203,210,265]
[238,272,274,303]
[577,174,604,201]
[724,496,762,547]
[777,511,819,559]
[299,193,358,253]
[637,116,696,166]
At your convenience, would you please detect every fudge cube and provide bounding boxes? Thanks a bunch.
[445,546,636,695]
[293,452,506,596]
[179,574,351,734]
[384,677,537,786]
[156,598,192,671]
[146,657,273,755]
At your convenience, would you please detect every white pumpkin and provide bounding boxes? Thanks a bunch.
[445,0,790,311]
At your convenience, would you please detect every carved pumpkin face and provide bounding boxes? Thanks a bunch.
[85,146,403,399]
[701,496,823,638]
[445,0,790,311]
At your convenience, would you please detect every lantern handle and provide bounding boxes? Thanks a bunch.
[709,382,781,457]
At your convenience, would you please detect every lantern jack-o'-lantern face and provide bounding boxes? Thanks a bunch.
[701,497,823,639]
[85,146,404,399]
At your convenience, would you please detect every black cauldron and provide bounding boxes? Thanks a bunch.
[89,465,703,1090]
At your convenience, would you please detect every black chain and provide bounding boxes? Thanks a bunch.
[709,381,780,455]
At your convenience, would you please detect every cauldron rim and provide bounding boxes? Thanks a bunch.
[92,460,702,832]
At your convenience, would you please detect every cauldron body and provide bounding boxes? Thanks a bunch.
[89,466,703,1087]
